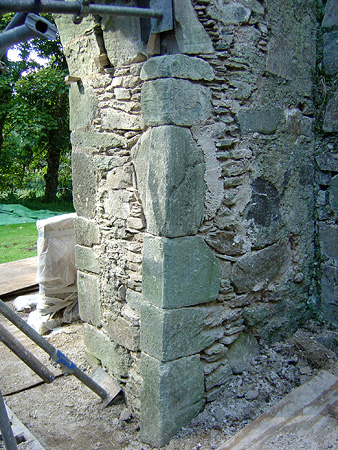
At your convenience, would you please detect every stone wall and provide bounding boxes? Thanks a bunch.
[54,0,333,446]
[55,7,147,415]
[188,0,317,406]
[316,0,338,325]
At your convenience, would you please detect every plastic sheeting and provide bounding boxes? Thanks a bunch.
[13,294,40,312]
[36,214,77,289]
[27,291,79,335]
[14,213,80,334]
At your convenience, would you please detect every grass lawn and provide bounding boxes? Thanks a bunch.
[0,223,38,264]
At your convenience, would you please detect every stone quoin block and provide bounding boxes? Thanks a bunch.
[140,54,214,81]
[172,0,214,54]
[75,245,100,274]
[140,353,205,447]
[72,152,97,220]
[140,302,219,361]
[74,217,100,247]
[84,324,131,378]
[54,14,103,78]
[141,78,212,127]
[69,83,98,131]
[142,235,220,309]
[132,125,205,237]
[102,15,145,67]
[54,14,97,46]
[77,271,101,326]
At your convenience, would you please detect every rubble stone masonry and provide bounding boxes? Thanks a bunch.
[55,0,338,446]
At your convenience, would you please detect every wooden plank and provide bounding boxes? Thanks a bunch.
[5,405,47,450]
[0,257,38,297]
[0,315,61,396]
[217,370,338,450]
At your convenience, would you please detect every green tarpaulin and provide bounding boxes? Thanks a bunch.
[0,204,63,225]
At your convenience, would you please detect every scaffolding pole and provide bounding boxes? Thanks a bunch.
[0,0,163,19]
[0,299,109,402]
[0,389,18,450]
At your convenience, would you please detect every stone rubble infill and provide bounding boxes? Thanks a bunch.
[167,322,338,450]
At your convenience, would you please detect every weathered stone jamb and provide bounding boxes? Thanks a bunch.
[140,352,205,447]
[56,11,148,418]
[137,51,223,445]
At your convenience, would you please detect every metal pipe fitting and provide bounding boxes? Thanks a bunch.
[4,12,27,31]
[0,1,173,35]
[0,13,57,53]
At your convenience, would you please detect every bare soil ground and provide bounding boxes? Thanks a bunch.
[1,297,338,450]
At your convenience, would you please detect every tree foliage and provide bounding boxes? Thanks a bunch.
[0,13,71,202]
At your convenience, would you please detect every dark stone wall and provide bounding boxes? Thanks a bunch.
[191,0,317,350]
[316,0,338,325]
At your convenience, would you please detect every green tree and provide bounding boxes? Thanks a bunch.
[0,13,71,202]
[9,64,70,201]
[0,13,41,156]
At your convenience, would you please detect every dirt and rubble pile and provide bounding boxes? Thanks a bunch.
[2,320,338,450]
[170,321,338,449]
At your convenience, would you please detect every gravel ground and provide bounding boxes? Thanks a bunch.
[1,313,338,450]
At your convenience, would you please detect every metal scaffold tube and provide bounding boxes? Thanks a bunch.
[0,322,55,383]
[0,299,109,402]
[0,389,18,450]
[0,0,163,18]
